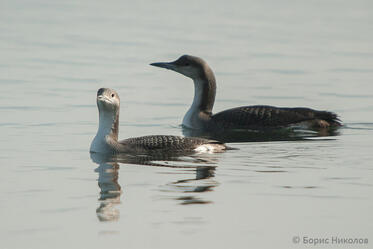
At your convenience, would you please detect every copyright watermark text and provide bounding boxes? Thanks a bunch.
[292,236,369,246]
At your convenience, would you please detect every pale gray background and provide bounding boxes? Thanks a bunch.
[0,0,372,248]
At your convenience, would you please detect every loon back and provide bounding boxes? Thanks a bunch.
[119,135,226,153]
[209,105,341,130]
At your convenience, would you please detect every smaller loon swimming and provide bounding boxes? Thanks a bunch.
[150,55,342,131]
[90,88,228,154]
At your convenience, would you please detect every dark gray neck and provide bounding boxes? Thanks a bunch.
[193,66,216,114]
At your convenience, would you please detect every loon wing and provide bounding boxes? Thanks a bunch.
[210,105,341,130]
[119,135,224,152]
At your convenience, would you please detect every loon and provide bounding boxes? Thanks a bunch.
[90,88,228,154]
[150,55,342,131]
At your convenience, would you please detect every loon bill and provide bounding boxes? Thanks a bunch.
[90,88,228,154]
[150,55,342,131]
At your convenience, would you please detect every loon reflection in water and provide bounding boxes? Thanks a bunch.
[151,55,342,134]
[91,150,220,221]
[92,153,122,222]
[169,166,217,205]
[183,125,341,143]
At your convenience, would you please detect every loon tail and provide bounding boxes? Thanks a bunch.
[315,110,342,127]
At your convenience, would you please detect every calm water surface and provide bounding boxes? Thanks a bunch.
[1,0,373,248]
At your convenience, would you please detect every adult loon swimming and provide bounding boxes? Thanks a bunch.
[90,88,227,154]
[150,55,341,131]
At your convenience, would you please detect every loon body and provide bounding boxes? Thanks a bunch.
[90,88,227,154]
[150,55,341,131]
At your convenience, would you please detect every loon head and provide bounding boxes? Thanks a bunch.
[96,88,120,114]
[96,88,120,140]
[91,88,121,153]
[151,56,217,128]
[150,55,208,80]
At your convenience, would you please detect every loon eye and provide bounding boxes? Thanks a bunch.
[185,62,190,66]
[111,94,115,98]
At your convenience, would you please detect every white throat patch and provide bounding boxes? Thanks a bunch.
[90,111,116,153]
[182,79,204,129]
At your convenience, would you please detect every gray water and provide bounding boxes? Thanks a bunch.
[1,0,373,248]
